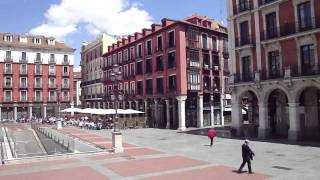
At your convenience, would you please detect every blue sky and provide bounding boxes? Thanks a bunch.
[0,0,227,67]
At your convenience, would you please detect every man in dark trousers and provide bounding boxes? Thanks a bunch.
[238,139,255,174]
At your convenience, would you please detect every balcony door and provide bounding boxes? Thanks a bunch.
[301,44,315,75]
[241,56,251,81]
[268,51,280,78]
[266,12,277,39]
[298,1,312,31]
[240,21,250,45]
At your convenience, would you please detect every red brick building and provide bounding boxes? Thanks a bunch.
[0,33,75,120]
[228,0,320,140]
[103,15,229,130]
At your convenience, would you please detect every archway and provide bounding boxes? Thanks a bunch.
[268,89,289,138]
[299,87,320,140]
[239,91,259,138]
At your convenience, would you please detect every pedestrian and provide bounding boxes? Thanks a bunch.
[238,139,255,174]
[207,128,217,147]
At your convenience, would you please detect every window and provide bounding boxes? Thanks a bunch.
[203,53,210,69]
[130,81,135,95]
[20,77,27,87]
[240,21,250,45]
[239,0,249,12]
[136,61,143,75]
[241,56,251,81]
[36,53,41,61]
[124,82,129,94]
[156,77,163,94]
[35,77,42,88]
[118,52,122,64]
[146,40,152,55]
[124,49,128,61]
[5,91,12,101]
[113,54,117,64]
[298,1,312,31]
[137,44,142,58]
[34,38,41,44]
[301,44,315,75]
[20,64,27,74]
[168,31,175,47]
[50,54,55,62]
[137,81,143,95]
[5,51,11,60]
[145,58,152,73]
[168,75,177,92]
[49,91,56,101]
[124,65,128,78]
[130,47,135,60]
[204,76,211,90]
[157,36,163,51]
[5,64,12,73]
[188,72,200,90]
[63,91,69,100]
[212,55,220,70]
[48,39,55,45]
[49,65,55,75]
[35,64,41,74]
[156,56,163,71]
[202,34,208,49]
[222,39,228,52]
[4,35,12,42]
[64,55,68,63]
[63,79,68,88]
[130,63,135,76]
[212,36,217,50]
[168,51,176,68]
[63,66,68,75]
[20,91,27,101]
[268,51,280,78]
[266,12,277,39]
[21,52,27,61]
[145,79,153,94]
[5,77,12,87]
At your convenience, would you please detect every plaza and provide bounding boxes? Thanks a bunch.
[1,125,320,179]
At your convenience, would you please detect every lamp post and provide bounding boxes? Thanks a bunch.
[110,64,124,152]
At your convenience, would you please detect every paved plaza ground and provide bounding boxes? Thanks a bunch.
[1,126,320,179]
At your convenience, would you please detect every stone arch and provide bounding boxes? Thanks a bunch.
[235,86,261,104]
[261,84,292,105]
[292,81,320,103]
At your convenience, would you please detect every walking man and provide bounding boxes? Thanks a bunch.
[238,139,255,174]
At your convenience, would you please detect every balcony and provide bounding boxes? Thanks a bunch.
[20,96,28,102]
[233,0,252,15]
[187,40,200,49]
[188,60,200,69]
[233,73,254,83]
[235,35,255,47]
[4,68,12,75]
[48,96,57,102]
[48,84,56,89]
[4,56,13,62]
[48,71,56,76]
[20,69,28,75]
[3,83,12,89]
[34,96,42,102]
[34,83,42,89]
[3,97,12,102]
[258,0,277,6]
[19,57,28,63]
[203,63,210,70]
[62,96,69,102]
[62,59,70,65]
[49,58,56,64]
[188,83,200,91]
[62,72,69,77]
[34,70,42,76]
[62,83,69,89]
[34,58,42,64]
[261,17,320,41]
[19,83,28,89]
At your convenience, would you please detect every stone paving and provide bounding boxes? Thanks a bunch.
[1,126,319,179]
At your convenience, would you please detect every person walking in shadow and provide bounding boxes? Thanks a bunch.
[207,128,217,147]
[238,139,255,174]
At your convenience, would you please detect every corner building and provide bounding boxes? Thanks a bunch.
[0,33,75,120]
[228,0,320,140]
[103,15,229,130]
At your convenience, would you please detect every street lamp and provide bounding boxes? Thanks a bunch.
[109,64,124,153]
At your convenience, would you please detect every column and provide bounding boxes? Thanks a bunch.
[220,95,225,126]
[154,99,158,128]
[165,99,170,129]
[197,95,203,128]
[231,96,242,136]
[144,100,148,127]
[28,104,33,120]
[0,105,2,121]
[288,102,300,141]
[177,96,187,131]
[13,105,17,122]
[43,104,47,119]
[210,95,215,127]
[258,103,268,139]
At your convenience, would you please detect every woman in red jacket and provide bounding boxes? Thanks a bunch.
[208,128,217,146]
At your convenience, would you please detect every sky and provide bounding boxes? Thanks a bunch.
[0,0,227,67]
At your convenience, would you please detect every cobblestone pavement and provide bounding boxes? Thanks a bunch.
[1,127,319,179]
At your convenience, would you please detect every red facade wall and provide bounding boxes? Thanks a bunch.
[280,39,298,66]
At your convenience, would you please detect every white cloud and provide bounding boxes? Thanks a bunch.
[30,0,153,40]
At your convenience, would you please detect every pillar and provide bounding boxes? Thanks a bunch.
[210,95,215,127]
[28,105,33,120]
[231,95,242,136]
[177,96,187,131]
[220,95,225,126]
[288,102,300,141]
[165,99,170,129]
[13,105,17,122]
[197,95,203,128]
[144,100,148,127]
[154,99,158,128]
[0,106,2,121]
[43,104,47,119]
[258,103,268,138]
